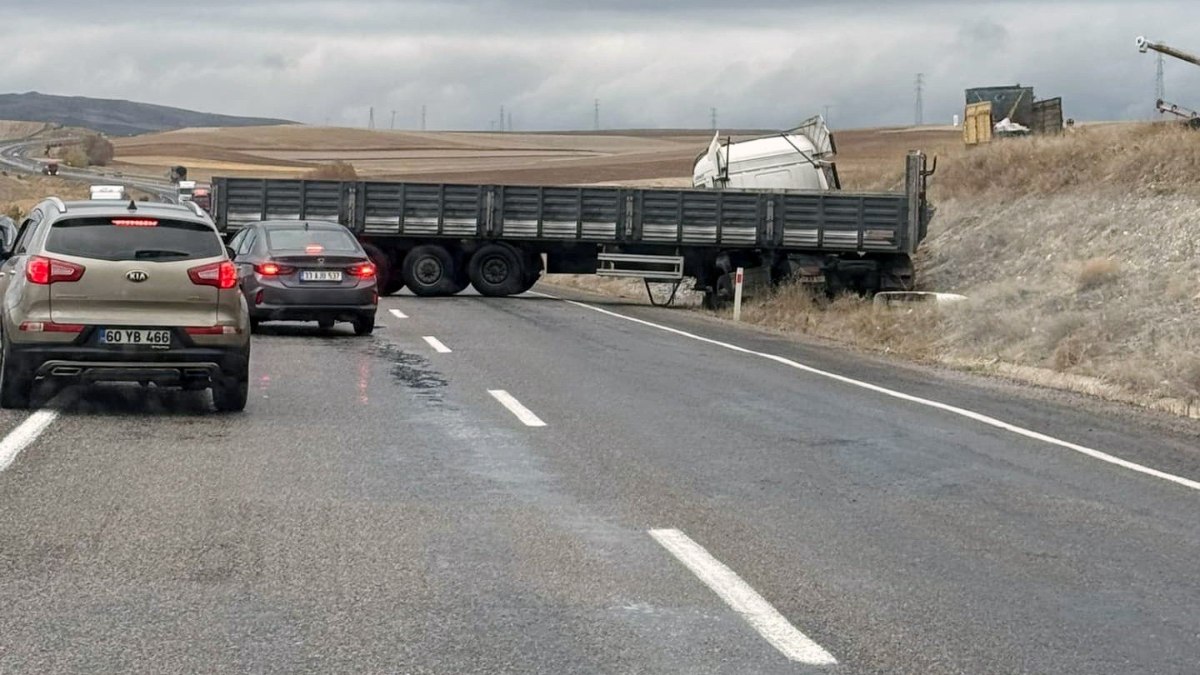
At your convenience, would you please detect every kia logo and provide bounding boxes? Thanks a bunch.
[126,270,149,283]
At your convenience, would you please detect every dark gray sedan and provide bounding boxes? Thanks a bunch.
[229,221,378,335]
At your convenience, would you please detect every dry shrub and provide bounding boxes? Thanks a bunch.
[82,135,114,166]
[61,147,89,168]
[306,161,358,180]
[1076,257,1120,292]
[1051,335,1090,371]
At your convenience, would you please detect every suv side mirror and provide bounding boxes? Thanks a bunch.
[225,246,237,260]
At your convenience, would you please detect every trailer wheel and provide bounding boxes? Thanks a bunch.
[702,273,734,310]
[362,243,402,295]
[468,243,526,297]
[517,252,544,293]
[401,245,458,297]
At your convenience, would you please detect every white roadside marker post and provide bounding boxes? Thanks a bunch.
[733,267,744,321]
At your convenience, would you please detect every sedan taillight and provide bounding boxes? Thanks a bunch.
[255,262,295,276]
[347,261,376,279]
[26,256,85,285]
[188,261,238,289]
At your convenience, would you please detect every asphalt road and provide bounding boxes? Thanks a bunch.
[0,286,1197,674]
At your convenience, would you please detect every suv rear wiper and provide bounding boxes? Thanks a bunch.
[134,249,191,260]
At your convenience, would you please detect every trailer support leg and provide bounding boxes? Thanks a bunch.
[644,279,683,307]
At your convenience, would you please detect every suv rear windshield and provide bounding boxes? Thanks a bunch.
[266,227,359,252]
[45,217,223,262]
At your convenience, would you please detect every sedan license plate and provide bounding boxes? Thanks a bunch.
[100,328,171,347]
[301,270,343,282]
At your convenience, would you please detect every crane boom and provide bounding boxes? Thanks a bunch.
[1137,36,1200,68]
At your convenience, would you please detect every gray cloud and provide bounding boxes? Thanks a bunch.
[1,1,1197,131]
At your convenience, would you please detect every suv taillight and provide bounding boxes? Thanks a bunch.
[26,256,85,285]
[188,261,238,289]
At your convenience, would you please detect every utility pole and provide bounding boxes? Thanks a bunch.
[710,107,718,131]
[507,111,513,132]
[368,106,375,130]
[594,99,600,131]
[390,110,396,130]
[1156,52,1166,113]
[823,104,832,125]
[499,105,505,133]
[421,105,427,131]
[914,73,924,126]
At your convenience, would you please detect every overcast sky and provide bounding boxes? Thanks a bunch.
[3,0,1198,131]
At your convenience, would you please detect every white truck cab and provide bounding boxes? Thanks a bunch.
[693,115,839,191]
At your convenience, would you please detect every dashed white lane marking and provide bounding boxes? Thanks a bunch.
[423,336,452,353]
[650,528,837,665]
[389,309,408,319]
[488,389,546,427]
[0,408,60,473]
[531,292,1200,493]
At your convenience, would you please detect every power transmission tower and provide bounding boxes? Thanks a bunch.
[390,110,396,130]
[368,106,375,130]
[507,111,513,132]
[421,105,427,131]
[499,105,505,133]
[594,99,600,131]
[823,104,832,125]
[710,107,718,131]
[914,73,924,126]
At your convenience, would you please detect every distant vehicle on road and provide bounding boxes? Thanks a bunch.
[228,220,378,335]
[42,161,59,176]
[0,198,250,411]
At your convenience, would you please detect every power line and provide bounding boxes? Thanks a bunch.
[914,73,924,126]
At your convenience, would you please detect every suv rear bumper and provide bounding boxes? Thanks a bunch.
[10,344,248,385]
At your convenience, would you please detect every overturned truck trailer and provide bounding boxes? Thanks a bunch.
[210,152,934,307]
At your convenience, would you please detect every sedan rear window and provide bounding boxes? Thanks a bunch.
[266,227,359,252]
[45,217,223,262]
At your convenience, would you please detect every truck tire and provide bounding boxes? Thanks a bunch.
[401,245,458,297]
[518,252,544,293]
[702,273,734,311]
[468,243,526,297]
[362,243,402,295]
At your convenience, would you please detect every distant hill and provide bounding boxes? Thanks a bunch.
[0,92,293,136]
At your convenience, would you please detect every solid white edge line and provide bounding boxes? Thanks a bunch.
[423,336,452,353]
[649,528,837,665]
[389,309,408,319]
[530,291,1200,493]
[488,389,546,427]
[0,408,60,473]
